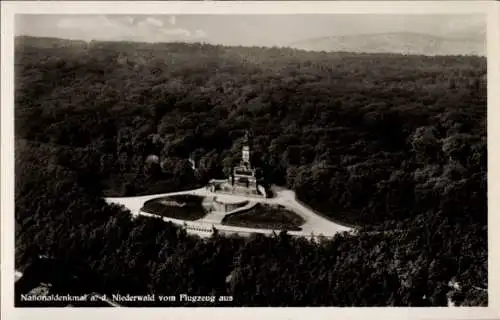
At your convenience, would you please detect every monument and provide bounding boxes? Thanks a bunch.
[230,130,258,189]
[207,130,267,198]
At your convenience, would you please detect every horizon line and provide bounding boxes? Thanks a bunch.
[15,34,486,58]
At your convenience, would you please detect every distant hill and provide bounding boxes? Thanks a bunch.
[15,36,88,49]
[288,32,485,56]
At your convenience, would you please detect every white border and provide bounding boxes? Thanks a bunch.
[2,2,499,320]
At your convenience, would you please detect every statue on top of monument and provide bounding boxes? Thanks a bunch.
[243,129,253,145]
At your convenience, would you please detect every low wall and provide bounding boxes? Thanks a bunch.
[135,210,341,241]
[212,189,265,199]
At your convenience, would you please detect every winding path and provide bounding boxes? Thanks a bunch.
[104,186,353,239]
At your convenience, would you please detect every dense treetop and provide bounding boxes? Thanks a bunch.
[15,36,487,306]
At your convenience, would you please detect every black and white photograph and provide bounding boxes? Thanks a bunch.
[1,1,499,319]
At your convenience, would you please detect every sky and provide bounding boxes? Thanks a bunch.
[15,14,485,47]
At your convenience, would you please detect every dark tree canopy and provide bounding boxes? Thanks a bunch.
[15,36,486,307]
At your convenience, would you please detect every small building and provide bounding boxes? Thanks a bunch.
[15,270,23,283]
[145,154,160,165]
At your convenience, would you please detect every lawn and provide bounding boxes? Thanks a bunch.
[221,204,305,231]
[140,195,208,221]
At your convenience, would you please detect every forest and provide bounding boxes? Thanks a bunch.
[14,36,487,306]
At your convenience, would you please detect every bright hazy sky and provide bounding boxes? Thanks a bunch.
[16,14,485,47]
